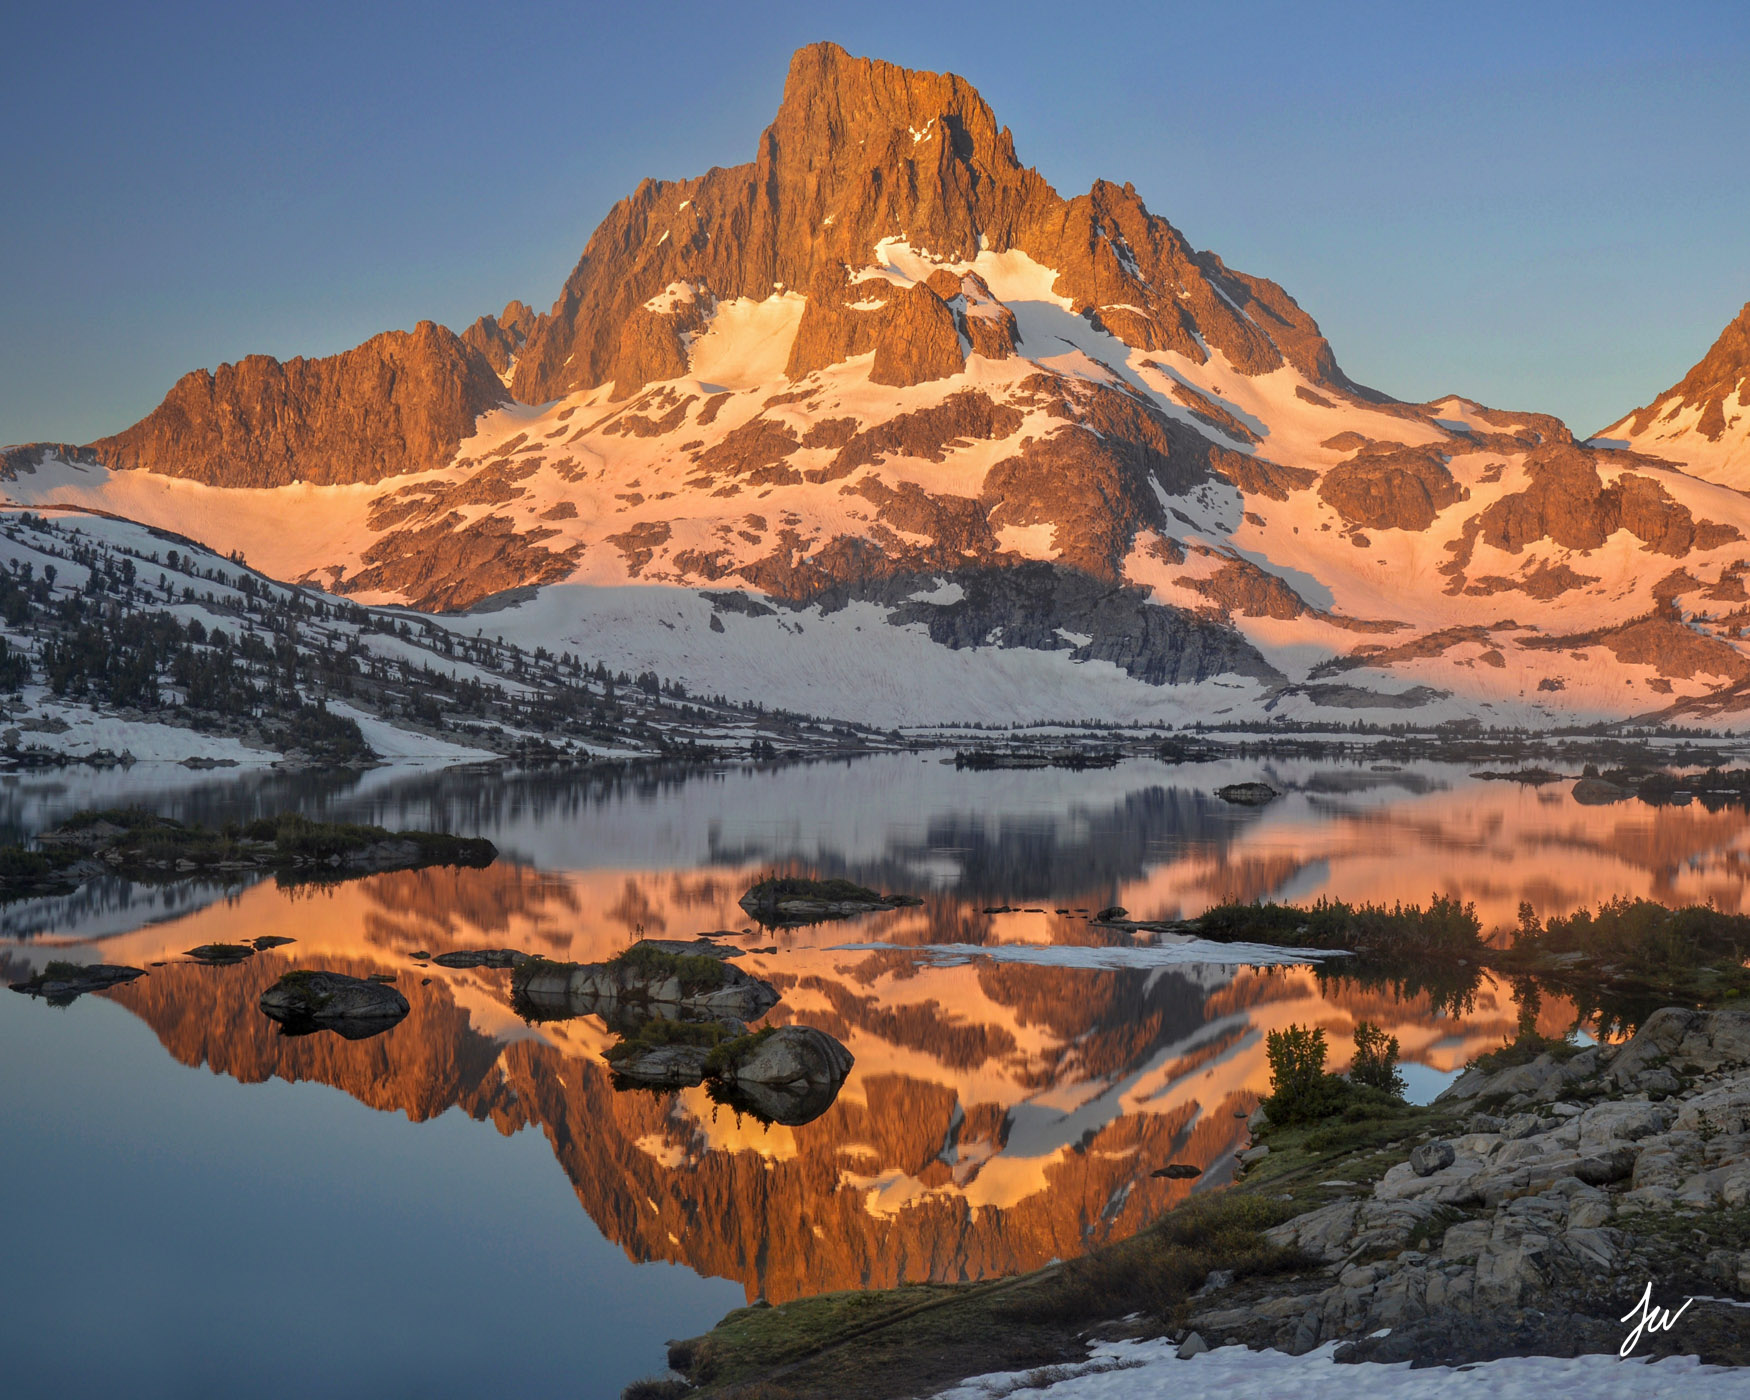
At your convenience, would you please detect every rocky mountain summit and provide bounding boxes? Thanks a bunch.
[462,299,537,382]
[1599,301,1750,487]
[9,42,1750,727]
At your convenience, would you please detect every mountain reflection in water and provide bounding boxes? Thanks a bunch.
[7,753,1749,1307]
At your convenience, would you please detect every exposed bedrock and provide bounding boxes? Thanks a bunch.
[789,563,1282,687]
[90,323,508,487]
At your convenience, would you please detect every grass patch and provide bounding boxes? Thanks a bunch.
[603,1017,739,1064]
[620,1380,692,1400]
[1019,1190,1307,1326]
[683,1285,965,1391]
[1469,1031,1581,1076]
[608,942,734,992]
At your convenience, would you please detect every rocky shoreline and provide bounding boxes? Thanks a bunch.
[1186,1006,1750,1366]
[655,1007,1750,1397]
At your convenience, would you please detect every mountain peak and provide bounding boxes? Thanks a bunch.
[508,43,1351,405]
[767,41,1018,187]
[1600,299,1750,482]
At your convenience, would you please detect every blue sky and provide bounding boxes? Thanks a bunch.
[4,0,1747,443]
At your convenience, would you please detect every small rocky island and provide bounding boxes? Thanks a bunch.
[259,969,411,1038]
[738,875,921,927]
[511,938,854,1125]
[0,808,496,899]
[8,960,144,1004]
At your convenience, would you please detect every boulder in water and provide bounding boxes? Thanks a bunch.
[1217,782,1279,805]
[431,948,529,969]
[259,969,410,1034]
[512,942,778,1022]
[714,1025,855,1125]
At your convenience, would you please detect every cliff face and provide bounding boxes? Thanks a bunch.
[509,42,1354,405]
[88,321,508,487]
[461,300,537,380]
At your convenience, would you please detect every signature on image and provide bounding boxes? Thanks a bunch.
[1620,1281,1694,1358]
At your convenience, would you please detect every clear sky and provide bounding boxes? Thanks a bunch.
[4,0,1747,444]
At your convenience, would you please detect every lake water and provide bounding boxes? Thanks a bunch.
[3,751,1744,1398]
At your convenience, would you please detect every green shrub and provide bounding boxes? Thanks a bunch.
[609,942,732,991]
[0,846,52,880]
[1349,1020,1406,1096]
[1524,896,1750,970]
[704,1025,777,1076]
[1194,894,1482,961]
[1264,1023,1349,1124]
[604,1017,735,1063]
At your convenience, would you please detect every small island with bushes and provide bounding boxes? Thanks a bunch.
[739,875,922,926]
[0,807,496,899]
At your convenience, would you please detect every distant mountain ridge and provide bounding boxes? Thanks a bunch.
[7,41,1750,729]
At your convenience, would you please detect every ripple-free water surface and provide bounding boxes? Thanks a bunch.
[3,753,1742,1397]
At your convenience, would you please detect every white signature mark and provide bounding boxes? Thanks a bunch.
[1620,1280,1694,1357]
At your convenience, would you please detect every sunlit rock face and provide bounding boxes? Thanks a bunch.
[1599,301,1750,487]
[10,47,1750,725]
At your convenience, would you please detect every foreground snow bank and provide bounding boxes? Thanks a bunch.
[935,1339,1743,1399]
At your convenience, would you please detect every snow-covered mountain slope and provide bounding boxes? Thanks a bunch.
[8,43,1750,729]
[0,508,882,766]
[1596,301,1750,486]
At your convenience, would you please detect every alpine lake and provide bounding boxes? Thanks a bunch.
[3,747,1745,1398]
